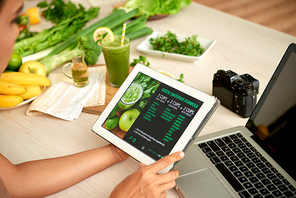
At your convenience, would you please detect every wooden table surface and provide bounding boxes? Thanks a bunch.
[0,1,295,197]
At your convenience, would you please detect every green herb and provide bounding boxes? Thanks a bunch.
[130,55,184,83]
[39,35,101,74]
[177,73,184,83]
[149,31,204,57]
[95,32,108,44]
[130,55,150,67]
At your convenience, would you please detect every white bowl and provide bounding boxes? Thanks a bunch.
[136,31,216,62]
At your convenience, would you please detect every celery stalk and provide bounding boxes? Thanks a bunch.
[40,50,73,74]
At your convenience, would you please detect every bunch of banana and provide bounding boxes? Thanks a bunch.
[0,72,51,108]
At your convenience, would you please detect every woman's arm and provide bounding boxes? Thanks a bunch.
[1,145,184,198]
[0,176,10,198]
[0,145,127,198]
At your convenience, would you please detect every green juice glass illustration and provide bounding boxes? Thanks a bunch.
[101,35,130,88]
[118,82,143,111]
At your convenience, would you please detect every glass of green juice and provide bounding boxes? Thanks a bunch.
[101,35,130,88]
[118,81,143,111]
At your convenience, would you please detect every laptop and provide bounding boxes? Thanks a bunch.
[175,43,296,198]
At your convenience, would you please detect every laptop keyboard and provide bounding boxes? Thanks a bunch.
[198,133,296,198]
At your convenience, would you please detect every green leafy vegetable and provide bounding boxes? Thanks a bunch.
[149,31,204,57]
[123,0,191,17]
[39,35,101,74]
[14,6,100,57]
[37,0,95,24]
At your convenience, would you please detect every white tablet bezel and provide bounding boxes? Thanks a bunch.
[92,63,217,172]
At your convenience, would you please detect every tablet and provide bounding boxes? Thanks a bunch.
[92,63,219,173]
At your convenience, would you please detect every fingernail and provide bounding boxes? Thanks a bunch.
[180,151,185,158]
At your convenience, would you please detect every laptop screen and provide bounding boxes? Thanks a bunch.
[246,43,296,180]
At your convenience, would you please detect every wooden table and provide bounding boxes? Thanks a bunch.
[1,1,295,197]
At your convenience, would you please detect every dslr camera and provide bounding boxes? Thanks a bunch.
[212,70,259,118]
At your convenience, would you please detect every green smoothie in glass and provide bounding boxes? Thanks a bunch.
[101,35,130,88]
[118,82,143,111]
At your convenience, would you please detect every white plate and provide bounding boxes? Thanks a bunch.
[136,31,216,62]
[0,96,38,110]
[0,87,45,110]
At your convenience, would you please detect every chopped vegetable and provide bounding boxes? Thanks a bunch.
[149,31,204,57]
[39,35,101,74]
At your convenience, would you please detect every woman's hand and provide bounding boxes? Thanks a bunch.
[110,151,184,198]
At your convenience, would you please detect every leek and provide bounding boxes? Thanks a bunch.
[126,27,153,40]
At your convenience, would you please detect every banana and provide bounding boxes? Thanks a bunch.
[0,72,51,87]
[19,85,44,99]
[0,95,23,108]
[0,80,26,95]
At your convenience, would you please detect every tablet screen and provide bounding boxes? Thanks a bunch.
[102,72,203,160]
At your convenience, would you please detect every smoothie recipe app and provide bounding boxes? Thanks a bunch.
[103,72,203,160]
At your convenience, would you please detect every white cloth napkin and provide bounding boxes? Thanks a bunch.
[26,66,106,121]
[83,66,106,107]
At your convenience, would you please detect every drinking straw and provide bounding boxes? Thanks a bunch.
[120,23,126,46]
